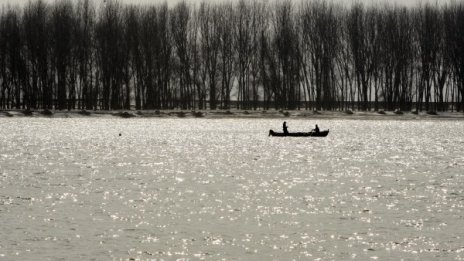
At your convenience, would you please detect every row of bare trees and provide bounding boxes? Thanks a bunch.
[0,0,463,111]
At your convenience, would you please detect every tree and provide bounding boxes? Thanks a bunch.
[23,0,50,109]
[95,0,126,110]
[217,3,235,109]
[444,3,464,111]
[51,0,75,110]
[171,1,192,109]
[415,3,442,111]
[272,1,300,109]
[199,3,221,110]
[0,7,26,109]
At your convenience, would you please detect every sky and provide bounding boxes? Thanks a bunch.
[0,0,453,7]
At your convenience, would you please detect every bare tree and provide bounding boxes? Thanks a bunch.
[348,3,372,111]
[234,0,253,109]
[156,4,172,109]
[199,3,221,110]
[217,2,235,109]
[75,0,96,110]
[0,0,461,112]
[271,1,300,109]
[334,9,354,111]
[171,1,191,109]
[51,0,74,110]
[124,5,141,110]
[0,7,26,109]
[23,0,50,109]
[415,3,442,111]
[302,1,340,110]
[444,2,464,111]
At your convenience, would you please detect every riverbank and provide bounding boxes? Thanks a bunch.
[1,109,464,120]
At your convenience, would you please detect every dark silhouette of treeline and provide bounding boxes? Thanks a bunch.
[0,0,463,112]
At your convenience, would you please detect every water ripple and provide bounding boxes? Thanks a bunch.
[0,118,463,260]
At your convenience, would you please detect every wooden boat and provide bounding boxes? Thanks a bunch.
[268,129,329,137]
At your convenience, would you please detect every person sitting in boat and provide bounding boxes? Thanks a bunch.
[314,124,320,133]
[283,121,289,134]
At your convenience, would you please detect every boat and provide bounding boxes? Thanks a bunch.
[268,129,329,137]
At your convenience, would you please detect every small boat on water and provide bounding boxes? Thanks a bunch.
[268,129,329,137]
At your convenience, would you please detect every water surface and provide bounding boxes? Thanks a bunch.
[1,118,463,260]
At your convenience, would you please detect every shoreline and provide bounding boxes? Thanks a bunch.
[1,109,464,120]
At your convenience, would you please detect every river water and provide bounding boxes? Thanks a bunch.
[0,118,463,260]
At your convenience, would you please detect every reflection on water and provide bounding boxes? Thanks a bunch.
[0,118,463,260]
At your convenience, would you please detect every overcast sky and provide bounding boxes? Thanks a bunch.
[0,0,452,8]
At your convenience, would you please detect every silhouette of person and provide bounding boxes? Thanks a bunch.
[314,124,320,133]
[283,121,289,134]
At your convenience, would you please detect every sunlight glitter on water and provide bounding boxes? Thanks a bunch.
[0,118,463,260]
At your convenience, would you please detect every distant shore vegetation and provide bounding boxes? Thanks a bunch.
[0,0,463,112]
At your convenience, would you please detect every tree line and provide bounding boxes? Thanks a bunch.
[0,0,463,112]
